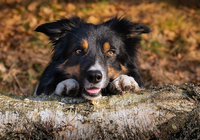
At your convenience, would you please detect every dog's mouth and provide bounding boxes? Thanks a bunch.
[82,87,102,100]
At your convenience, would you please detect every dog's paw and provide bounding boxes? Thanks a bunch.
[109,75,140,94]
[55,79,79,96]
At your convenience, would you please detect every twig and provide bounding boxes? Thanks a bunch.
[12,73,25,94]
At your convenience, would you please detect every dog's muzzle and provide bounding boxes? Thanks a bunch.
[82,70,104,100]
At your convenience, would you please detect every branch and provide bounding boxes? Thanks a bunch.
[0,84,199,139]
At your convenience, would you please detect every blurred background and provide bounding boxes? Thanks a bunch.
[0,0,200,95]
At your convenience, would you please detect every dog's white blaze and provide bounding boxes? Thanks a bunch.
[55,79,79,96]
[88,61,104,71]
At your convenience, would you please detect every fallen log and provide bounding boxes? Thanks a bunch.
[0,84,199,139]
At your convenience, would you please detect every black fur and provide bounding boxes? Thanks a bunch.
[35,16,150,96]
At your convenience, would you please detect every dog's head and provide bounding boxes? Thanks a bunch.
[35,16,150,100]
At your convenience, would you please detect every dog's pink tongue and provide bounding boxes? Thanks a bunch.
[86,88,100,94]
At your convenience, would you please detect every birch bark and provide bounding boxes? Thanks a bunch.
[0,84,199,139]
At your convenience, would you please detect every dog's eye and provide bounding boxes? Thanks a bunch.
[107,50,114,56]
[75,49,83,55]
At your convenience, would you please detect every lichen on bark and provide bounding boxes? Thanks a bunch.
[0,84,199,139]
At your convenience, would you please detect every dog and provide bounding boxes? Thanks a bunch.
[34,16,150,100]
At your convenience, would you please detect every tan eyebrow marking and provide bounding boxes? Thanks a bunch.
[81,40,88,52]
[103,42,111,53]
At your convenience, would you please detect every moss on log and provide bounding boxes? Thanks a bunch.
[0,84,200,139]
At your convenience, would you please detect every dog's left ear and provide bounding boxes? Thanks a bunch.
[35,16,85,42]
[104,17,151,35]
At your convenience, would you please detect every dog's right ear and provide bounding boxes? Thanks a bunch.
[35,16,85,42]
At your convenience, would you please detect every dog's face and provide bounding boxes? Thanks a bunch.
[35,16,150,99]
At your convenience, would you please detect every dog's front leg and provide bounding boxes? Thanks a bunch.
[109,74,140,94]
[55,79,79,96]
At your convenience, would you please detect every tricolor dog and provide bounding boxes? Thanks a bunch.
[34,16,150,100]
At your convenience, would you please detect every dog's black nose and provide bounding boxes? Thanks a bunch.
[87,70,102,84]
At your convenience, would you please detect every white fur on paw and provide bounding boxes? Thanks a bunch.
[55,79,79,96]
[109,75,140,94]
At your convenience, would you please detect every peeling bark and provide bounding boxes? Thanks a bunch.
[0,84,200,139]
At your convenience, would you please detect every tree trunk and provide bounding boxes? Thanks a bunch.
[0,84,200,139]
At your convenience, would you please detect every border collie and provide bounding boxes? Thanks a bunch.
[34,16,150,100]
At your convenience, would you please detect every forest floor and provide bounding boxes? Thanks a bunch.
[0,0,200,95]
